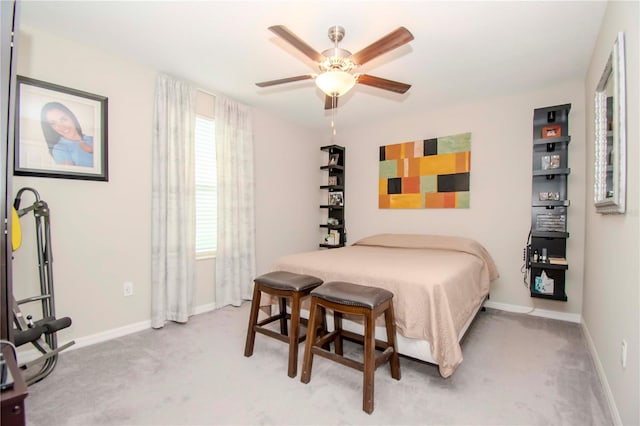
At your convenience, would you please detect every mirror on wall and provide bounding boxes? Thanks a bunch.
[594,32,626,214]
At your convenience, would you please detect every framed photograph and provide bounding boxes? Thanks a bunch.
[327,176,337,186]
[328,191,343,206]
[14,76,108,181]
[541,154,560,170]
[328,153,339,166]
[541,125,561,139]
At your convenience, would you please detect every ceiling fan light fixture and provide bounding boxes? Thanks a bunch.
[315,70,356,97]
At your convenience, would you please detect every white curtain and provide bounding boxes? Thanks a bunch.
[151,74,196,328]
[215,95,256,307]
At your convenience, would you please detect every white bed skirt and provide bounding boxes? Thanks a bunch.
[296,298,484,366]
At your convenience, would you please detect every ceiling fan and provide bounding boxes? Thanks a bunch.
[256,25,414,110]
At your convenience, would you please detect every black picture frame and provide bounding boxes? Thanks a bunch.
[14,76,108,181]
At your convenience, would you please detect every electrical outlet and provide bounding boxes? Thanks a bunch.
[621,339,627,368]
[123,281,133,297]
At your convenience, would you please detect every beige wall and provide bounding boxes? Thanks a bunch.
[338,80,587,317]
[14,26,157,344]
[13,26,321,345]
[583,1,640,425]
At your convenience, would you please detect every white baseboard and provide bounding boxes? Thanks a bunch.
[17,302,217,364]
[193,303,216,315]
[483,300,582,323]
[581,322,622,425]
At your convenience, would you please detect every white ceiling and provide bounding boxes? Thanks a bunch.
[18,1,607,132]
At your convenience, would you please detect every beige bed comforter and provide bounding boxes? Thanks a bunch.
[271,234,499,378]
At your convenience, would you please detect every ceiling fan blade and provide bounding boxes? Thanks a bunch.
[269,25,325,63]
[256,75,315,87]
[324,95,339,110]
[357,74,411,94]
[350,27,414,66]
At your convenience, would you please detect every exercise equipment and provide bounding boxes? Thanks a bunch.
[11,187,74,385]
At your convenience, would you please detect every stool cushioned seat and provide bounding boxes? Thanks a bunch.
[255,271,323,292]
[311,281,393,308]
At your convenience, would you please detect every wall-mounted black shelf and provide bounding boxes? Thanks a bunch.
[532,231,570,238]
[320,165,344,171]
[319,145,346,249]
[532,200,571,208]
[533,136,571,146]
[319,224,345,230]
[529,104,571,301]
[532,168,571,177]
[530,261,568,271]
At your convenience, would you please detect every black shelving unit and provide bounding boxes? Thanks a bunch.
[528,104,571,301]
[319,145,345,249]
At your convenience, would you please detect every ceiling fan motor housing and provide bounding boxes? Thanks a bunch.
[320,48,354,72]
[327,25,345,43]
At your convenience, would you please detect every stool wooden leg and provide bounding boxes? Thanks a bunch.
[334,311,344,356]
[385,300,401,380]
[363,312,376,414]
[300,298,319,384]
[318,306,330,351]
[279,297,288,336]
[287,293,302,378]
[244,283,262,357]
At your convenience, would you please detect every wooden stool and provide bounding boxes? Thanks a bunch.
[244,271,323,378]
[301,281,401,414]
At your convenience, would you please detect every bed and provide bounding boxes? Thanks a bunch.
[271,233,499,378]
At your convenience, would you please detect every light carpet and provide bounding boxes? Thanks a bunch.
[24,303,613,425]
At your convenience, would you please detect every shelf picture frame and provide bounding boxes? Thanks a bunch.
[328,153,339,166]
[328,191,343,206]
[541,125,561,139]
[14,76,109,181]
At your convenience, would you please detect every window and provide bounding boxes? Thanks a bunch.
[195,115,216,256]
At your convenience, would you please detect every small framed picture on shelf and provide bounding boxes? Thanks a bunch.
[541,125,561,139]
[538,192,560,201]
[327,176,337,186]
[541,154,560,170]
[328,153,339,166]
[328,191,343,206]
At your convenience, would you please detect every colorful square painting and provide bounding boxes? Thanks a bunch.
[379,132,471,208]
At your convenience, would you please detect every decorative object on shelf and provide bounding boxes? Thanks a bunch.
[594,31,626,214]
[328,153,339,166]
[547,111,556,123]
[534,271,554,295]
[379,132,471,209]
[541,125,561,139]
[14,76,109,181]
[329,191,344,206]
[540,248,548,262]
[328,176,337,186]
[541,154,560,170]
[538,192,560,201]
[536,213,566,232]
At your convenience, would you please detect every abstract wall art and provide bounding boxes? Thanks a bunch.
[379,132,471,209]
